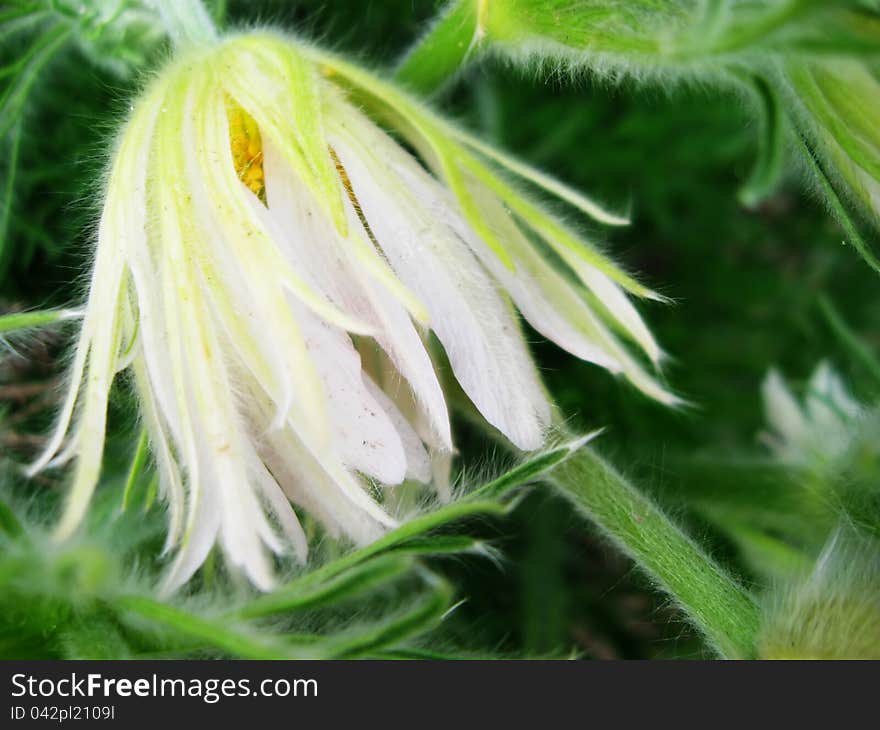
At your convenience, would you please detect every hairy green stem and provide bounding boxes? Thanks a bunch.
[395,0,486,94]
[549,446,761,658]
[154,0,218,47]
[0,308,79,333]
[738,74,786,208]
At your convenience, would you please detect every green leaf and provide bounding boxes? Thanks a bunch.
[320,571,455,659]
[234,554,417,620]
[120,429,150,512]
[0,6,48,37]
[466,431,604,501]
[738,74,787,208]
[395,0,485,95]
[798,133,880,276]
[0,117,22,277]
[115,595,310,659]
[474,0,876,73]
[0,308,79,333]
[285,499,508,595]
[383,534,490,557]
[0,22,72,140]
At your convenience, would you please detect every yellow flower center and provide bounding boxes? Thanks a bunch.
[225,96,266,204]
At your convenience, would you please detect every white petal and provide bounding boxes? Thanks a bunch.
[363,375,432,483]
[258,426,388,545]
[762,369,807,445]
[243,375,397,538]
[27,93,158,480]
[161,449,221,595]
[329,129,550,451]
[250,454,308,562]
[295,303,408,485]
[185,88,333,445]
[172,278,276,591]
[424,176,624,371]
[51,254,125,541]
[131,353,186,552]
[262,137,453,449]
[573,265,662,364]
[806,360,860,427]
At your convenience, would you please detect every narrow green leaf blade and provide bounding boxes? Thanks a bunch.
[234,554,416,620]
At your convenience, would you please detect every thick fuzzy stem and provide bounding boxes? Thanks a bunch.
[395,0,486,95]
[154,0,218,47]
[550,446,761,659]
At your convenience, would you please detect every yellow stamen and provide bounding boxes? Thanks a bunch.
[329,145,378,247]
[226,96,266,204]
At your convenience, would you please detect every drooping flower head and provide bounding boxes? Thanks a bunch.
[31,31,677,591]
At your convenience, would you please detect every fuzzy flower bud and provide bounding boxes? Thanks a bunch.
[759,529,880,660]
[30,31,675,591]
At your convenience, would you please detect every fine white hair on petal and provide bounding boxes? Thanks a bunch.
[292,300,408,485]
[361,346,452,496]
[191,82,332,444]
[261,136,454,451]
[51,251,125,540]
[367,124,677,404]
[411,161,679,405]
[154,74,282,592]
[248,451,309,562]
[25,106,150,481]
[393,159,624,372]
[571,265,662,365]
[33,33,674,592]
[246,383,391,545]
[131,352,186,553]
[329,128,551,451]
[28,81,159,538]
[363,375,432,484]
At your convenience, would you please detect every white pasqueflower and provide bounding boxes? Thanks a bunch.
[30,32,676,591]
[760,360,862,467]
